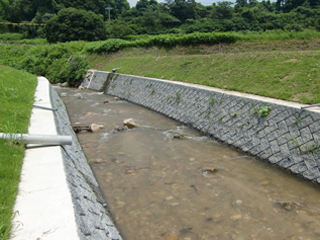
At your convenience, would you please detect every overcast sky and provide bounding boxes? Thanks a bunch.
[127,0,221,7]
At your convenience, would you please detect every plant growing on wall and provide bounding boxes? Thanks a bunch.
[253,105,271,117]
[209,96,215,106]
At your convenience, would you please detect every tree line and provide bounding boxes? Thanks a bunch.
[0,0,320,42]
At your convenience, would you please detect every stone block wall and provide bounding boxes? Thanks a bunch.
[87,70,111,92]
[87,71,320,184]
[50,85,122,240]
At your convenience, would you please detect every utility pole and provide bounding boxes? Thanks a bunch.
[105,5,113,37]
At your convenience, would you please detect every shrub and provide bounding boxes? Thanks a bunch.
[60,55,90,86]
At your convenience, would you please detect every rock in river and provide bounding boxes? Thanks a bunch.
[123,118,139,129]
[90,123,104,132]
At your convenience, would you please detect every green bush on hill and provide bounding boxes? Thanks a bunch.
[44,8,106,43]
[0,41,88,86]
[84,32,241,54]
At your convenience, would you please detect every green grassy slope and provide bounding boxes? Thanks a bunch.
[0,65,37,239]
[88,43,320,105]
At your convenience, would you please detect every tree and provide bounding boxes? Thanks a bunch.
[115,0,130,16]
[53,0,114,17]
[164,0,197,23]
[0,0,9,20]
[0,0,9,32]
[211,1,234,19]
[44,8,106,43]
[276,0,312,12]
[136,0,149,14]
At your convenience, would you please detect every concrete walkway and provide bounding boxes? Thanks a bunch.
[11,77,79,239]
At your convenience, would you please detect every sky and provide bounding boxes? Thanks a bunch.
[127,0,222,7]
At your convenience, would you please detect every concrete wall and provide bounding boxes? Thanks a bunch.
[85,70,320,184]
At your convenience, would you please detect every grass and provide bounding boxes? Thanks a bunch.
[0,65,37,239]
[87,41,320,104]
[0,33,47,45]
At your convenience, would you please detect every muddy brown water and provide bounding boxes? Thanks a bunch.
[55,87,320,240]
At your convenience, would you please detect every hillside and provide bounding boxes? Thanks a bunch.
[87,38,320,104]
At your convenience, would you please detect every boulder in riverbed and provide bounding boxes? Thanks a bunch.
[61,82,69,87]
[123,118,139,129]
[90,123,104,132]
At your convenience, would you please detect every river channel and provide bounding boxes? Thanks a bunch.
[55,86,320,240]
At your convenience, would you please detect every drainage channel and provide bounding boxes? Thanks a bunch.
[55,86,320,240]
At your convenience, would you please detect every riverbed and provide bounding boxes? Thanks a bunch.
[55,86,320,240]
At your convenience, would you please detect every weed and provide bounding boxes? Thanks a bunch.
[294,117,301,125]
[151,89,155,95]
[254,105,271,117]
[306,144,320,154]
[205,113,210,119]
[232,112,237,117]
[130,78,133,84]
[167,97,170,101]
[306,133,320,154]
[219,116,224,122]
[289,137,301,149]
[294,112,304,125]
[128,90,131,95]
[111,83,116,88]
[209,96,215,106]
[2,113,20,145]
[179,60,192,68]
[195,96,200,100]
[176,92,181,99]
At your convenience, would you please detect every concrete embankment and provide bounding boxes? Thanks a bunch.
[12,77,122,240]
[84,70,320,184]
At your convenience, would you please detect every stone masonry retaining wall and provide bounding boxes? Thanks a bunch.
[84,70,320,184]
[50,85,122,240]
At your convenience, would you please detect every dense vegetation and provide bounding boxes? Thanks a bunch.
[0,41,90,86]
[44,8,106,43]
[0,30,319,104]
[1,0,320,41]
[1,30,319,88]
[0,65,37,240]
